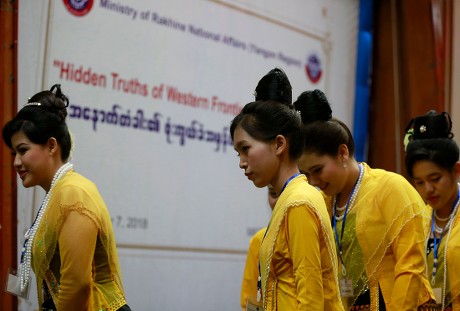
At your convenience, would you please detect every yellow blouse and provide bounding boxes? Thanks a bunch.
[241,227,266,310]
[31,170,127,311]
[259,175,343,311]
[426,204,460,310]
[327,163,434,310]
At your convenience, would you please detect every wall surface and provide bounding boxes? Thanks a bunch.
[16,1,358,310]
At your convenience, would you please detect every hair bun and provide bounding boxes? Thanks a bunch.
[254,68,292,104]
[407,110,453,141]
[294,89,332,124]
[48,84,69,121]
[25,84,69,122]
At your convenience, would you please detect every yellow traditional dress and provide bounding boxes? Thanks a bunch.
[32,170,127,311]
[241,227,266,310]
[425,199,460,310]
[329,163,434,310]
[259,175,343,311]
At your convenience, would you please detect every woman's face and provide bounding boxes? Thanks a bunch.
[297,151,346,196]
[411,160,459,212]
[233,126,278,189]
[11,131,53,189]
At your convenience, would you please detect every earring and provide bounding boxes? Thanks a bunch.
[342,162,348,168]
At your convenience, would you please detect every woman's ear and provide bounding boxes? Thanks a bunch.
[338,144,350,167]
[454,162,460,180]
[47,137,58,155]
[274,135,287,156]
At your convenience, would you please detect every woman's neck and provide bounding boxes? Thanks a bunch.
[272,163,300,197]
[336,160,360,207]
[436,183,459,219]
[41,160,66,192]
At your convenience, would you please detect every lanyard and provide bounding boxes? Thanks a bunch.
[430,190,460,285]
[280,173,301,194]
[256,172,300,301]
[332,164,362,276]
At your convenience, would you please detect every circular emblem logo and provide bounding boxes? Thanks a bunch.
[305,53,322,84]
[63,0,94,17]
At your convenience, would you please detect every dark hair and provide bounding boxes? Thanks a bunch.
[2,84,72,161]
[294,89,355,157]
[405,110,454,141]
[405,111,459,177]
[230,100,303,159]
[254,68,292,104]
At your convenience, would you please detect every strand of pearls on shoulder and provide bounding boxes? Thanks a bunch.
[19,162,73,292]
[334,163,364,221]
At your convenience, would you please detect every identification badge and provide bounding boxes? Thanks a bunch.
[5,268,31,299]
[246,296,263,311]
[339,278,354,298]
[433,287,442,304]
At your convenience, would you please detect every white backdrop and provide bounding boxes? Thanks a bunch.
[17,0,358,310]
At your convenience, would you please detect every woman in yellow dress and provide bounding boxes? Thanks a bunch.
[2,85,130,311]
[294,89,435,310]
[405,111,460,310]
[231,100,343,310]
[240,67,292,311]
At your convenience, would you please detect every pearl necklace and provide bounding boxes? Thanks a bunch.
[439,196,460,310]
[433,221,445,236]
[334,163,364,221]
[429,183,460,309]
[19,162,73,292]
[335,204,347,213]
[432,189,460,237]
[434,210,451,222]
